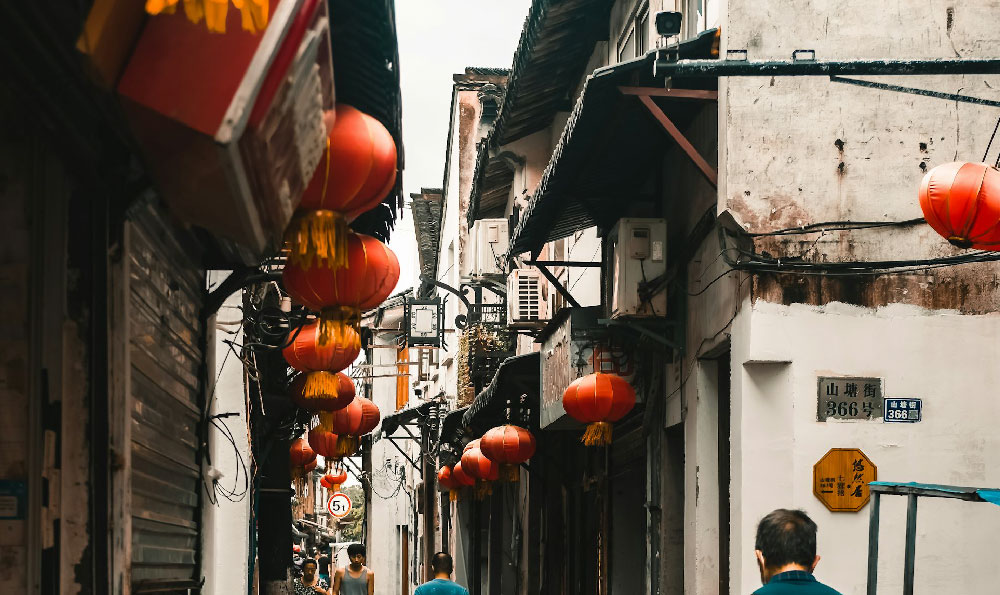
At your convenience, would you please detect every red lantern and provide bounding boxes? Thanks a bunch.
[451,461,475,488]
[303,459,318,473]
[480,425,536,482]
[463,439,480,452]
[461,444,499,499]
[288,104,397,270]
[328,395,380,456]
[289,438,316,467]
[321,468,349,492]
[920,161,1000,249]
[562,373,636,446]
[289,371,355,412]
[283,231,400,345]
[283,320,360,373]
[308,427,340,459]
[438,466,462,502]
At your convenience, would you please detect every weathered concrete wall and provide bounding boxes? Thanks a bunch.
[732,301,1000,595]
[721,0,1000,311]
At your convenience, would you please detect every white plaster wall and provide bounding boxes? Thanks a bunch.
[731,301,1000,595]
[201,273,251,594]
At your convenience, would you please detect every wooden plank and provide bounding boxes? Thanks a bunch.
[619,86,719,100]
[110,222,134,595]
[637,94,718,187]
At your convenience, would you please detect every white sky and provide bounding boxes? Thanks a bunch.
[388,1,534,292]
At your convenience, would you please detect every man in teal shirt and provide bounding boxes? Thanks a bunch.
[752,509,842,594]
[415,552,469,595]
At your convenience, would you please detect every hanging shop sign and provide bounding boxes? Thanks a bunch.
[884,398,922,423]
[813,448,877,512]
[327,492,352,518]
[404,298,444,347]
[816,376,883,422]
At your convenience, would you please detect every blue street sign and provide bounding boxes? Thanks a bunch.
[884,398,922,423]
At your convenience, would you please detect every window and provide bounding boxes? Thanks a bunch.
[416,347,439,382]
[616,1,649,62]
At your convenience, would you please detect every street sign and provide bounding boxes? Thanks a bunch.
[327,492,352,518]
[817,377,883,421]
[813,448,877,512]
[884,398,922,423]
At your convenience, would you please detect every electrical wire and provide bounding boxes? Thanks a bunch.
[746,218,925,237]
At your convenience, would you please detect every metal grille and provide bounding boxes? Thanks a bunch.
[515,273,541,321]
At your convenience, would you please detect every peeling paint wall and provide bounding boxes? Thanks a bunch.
[721,0,1000,311]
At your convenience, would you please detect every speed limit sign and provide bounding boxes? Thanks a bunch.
[327,492,352,518]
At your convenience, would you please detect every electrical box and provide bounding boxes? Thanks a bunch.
[609,218,667,318]
[471,218,508,276]
[507,268,554,328]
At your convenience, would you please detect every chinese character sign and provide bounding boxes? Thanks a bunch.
[813,448,877,512]
[884,398,922,423]
[817,377,883,421]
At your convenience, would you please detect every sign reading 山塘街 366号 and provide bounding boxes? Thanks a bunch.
[817,376,884,422]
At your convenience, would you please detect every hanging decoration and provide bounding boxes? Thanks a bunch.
[307,426,340,459]
[451,461,475,494]
[919,161,1000,249]
[289,438,316,494]
[562,372,636,446]
[320,467,349,493]
[287,103,398,270]
[283,319,360,374]
[282,230,400,346]
[480,425,536,482]
[438,466,461,502]
[289,370,355,412]
[328,395,381,456]
[145,0,270,34]
[461,443,499,500]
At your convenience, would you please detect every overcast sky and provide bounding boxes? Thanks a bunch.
[388,1,533,292]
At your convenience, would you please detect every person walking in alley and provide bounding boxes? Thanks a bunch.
[753,509,842,594]
[317,545,332,585]
[414,552,469,595]
[294,558,330,594]
[332,543,374,595]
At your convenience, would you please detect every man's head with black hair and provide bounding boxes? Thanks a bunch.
[431,552,454,577]
[754,509,820,584]
[347,543,366,568]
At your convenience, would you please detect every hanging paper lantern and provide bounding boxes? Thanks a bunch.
[307,427,340,459]
[282,231,400,345]
[289,371,355,412]
[919,161,1000,249]
[328,396,380,456]
[320,468,349,492]
[438,466,462,502]
[463,439,480,453]
[303,458,318,473]
[461,444,499,499]
[287,103,398,269]
[289,438,316,467]
[480,425,536,482]
[451,461,475,490]
[562,373,636,446]
[283,319,360,373]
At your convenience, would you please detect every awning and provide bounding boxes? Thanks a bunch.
[462,352,541,435]
[380,401,433,437]
[410,189,443,297]
[509,29,720,258]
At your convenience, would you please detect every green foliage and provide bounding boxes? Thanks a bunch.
[339,485,365,542]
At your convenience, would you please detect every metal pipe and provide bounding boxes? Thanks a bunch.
[866,492,880,595]
[903,494,918,595]
[654,57,1000,78]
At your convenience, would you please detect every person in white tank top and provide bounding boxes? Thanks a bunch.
[332,543,374,595]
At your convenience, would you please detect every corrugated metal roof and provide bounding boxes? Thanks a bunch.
[410,189,443,296]
[462,352,540,433]
[330,0,404,242]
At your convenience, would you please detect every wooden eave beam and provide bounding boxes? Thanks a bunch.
[627,89,718,188]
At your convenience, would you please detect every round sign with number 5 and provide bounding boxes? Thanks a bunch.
[327,492,352,518]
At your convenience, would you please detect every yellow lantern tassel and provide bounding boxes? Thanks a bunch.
[146,0,180,15]
[449,489,459,502]
[336,435,359,458]
[233,0,269,33]
[318,306,360,348]
[204,0,228,32]
[303,371,339,399]
[317,411,334,432]
[288,210,349,270]
[333,483,342,493]
[181,0,203,22]
[581,421,613,446]
[474,480,493,500]
[499,463,520,483]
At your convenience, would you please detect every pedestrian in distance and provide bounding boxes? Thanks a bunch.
[752,509,842,594]
[414,552,469,595]
[317,544,332,585]
[332,543,374,595]
[294,558,330,595]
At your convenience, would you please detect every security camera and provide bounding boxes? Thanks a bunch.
[655,11,683,37]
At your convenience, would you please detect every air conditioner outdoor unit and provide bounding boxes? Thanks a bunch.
[609,218,667,318]
[471,218,508,276]
[507,268,553,327]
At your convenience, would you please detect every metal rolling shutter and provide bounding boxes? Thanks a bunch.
[128,205,205,592]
